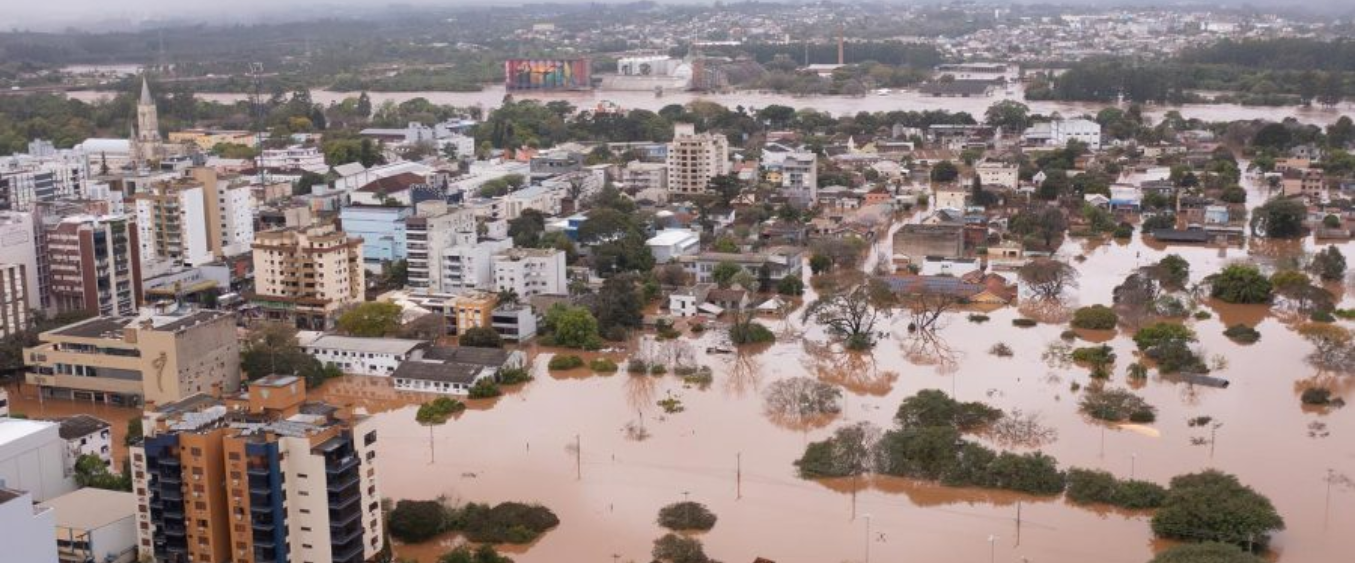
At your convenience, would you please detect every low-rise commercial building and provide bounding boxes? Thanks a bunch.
[56,414,113,469]
[0,418,75,502]
[391,346,525,395]
[39,487,138,563]
[0,487,57,563]
[300,335,425,377]
[24,307,240,406]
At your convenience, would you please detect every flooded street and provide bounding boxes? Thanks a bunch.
[308,166,1355,563]
[64,84,1355,125]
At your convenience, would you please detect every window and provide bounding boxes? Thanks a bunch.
[363,431,377,446]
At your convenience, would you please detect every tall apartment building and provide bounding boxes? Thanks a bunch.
[135,168,254,272]
[252,223,365,330]
[403,201,477,292]
[666,122,729,195]
[492,248,566,297]
[45,214,143,316]
[24,306,240,406]
[0,263,30,338]
[339,205,411,271]
[0,209,40,312]
[130,375,384,563]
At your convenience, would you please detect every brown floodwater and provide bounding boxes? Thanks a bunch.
[305,164,1355,563]
[64,84,1355,126]
[4,380,143,468]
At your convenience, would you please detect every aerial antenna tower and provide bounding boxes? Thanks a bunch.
[248,62,268,189]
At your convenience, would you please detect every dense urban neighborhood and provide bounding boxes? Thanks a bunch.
[0,2,1354,563]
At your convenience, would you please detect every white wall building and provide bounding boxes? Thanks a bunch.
[299,334,425,377]
[1024,118,1102,150]
[761,144,818,205]
[0,210,41,312]
[976,162,1020,190]
[257,145,327,172]
[0,418,76,502]
[646,229,701,263]
[443,235,513,293]
[492,248,567,297]
[0,487,57,563]
[39,488,137,563]
[56,415,112,470]
[623,161,668,193]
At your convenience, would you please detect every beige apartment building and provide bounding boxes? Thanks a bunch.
[666,122,730,195]
[23,306,240,406]
[130,375,384,563]
[251,223,365,329]
[134,168,255,273]
[167,128,255,151]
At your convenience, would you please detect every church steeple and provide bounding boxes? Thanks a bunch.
[140,76,153,105]
[135,75,162,164]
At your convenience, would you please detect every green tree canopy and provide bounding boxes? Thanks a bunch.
[336,302,404,337]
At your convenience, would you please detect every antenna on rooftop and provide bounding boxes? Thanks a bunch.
[248,62,268,190]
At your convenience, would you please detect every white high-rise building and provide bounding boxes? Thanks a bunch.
[493,248,567,297]
[666,122,730,195]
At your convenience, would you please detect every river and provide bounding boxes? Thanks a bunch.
[64,84,1355,125]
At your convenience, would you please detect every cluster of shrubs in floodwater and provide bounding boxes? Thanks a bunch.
[387,499,560,545]
[792,390,1285,550]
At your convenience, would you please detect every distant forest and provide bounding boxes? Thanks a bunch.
[1027,38,1354,107]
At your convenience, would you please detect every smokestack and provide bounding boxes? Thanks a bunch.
[838,24,844,66]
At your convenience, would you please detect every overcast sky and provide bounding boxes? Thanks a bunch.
[6,0,1353,32]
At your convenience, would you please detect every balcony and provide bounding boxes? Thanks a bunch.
[330,542,365,563]
[326,472,361,492]
[331,524,363,545]
[325,455,358,475]
[328,490,362,511]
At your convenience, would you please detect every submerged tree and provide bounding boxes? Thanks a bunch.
[763,377,843,426]
[1019,258,1079,300]
[794,421,882,478]
[802,285,887,350]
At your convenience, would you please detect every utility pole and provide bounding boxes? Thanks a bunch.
[863,513,872,563]
[1209,423,1224,460]
[575,434,582,480]
[1130,453,1137,479]
[736,452,742,499]
[1325,468,1335,529]
[988,535,998,563]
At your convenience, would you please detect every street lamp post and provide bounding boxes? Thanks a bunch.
[987,535,998,563]
[863,514,873,563]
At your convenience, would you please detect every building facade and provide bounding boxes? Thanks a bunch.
[130,375,384,563]
[0,418,76,502]
[45,214,143,317]
[252,224,365,330]
[339,205,411,271]
[492,248,566,298]
[24,307,240,406]
[0,488,58,563]
[666,123,729,195]
[404,202,477,292]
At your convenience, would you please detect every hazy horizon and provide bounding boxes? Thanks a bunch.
[7,0,1354,33]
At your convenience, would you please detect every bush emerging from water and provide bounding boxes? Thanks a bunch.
[467,378,502,399]
[1065,468,1166,509]
[729,321,775,345]
[627,359,648,374]
[1012,318,1038,328]
[1151,470,1284,549]
[1222,324,1260,344]
[589,357,618,373]
[437,545,513,563]
[454,502,560,544]
[1071,345,1116,378]
[1071,305,1119,330]
[1148,543,1266,563]
[656,501,719,532]
[652,533,713,563]
[547,355,584,370]
[388,499,451,543]
[1300,387,1332,405]
[1080,388,1157,423]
